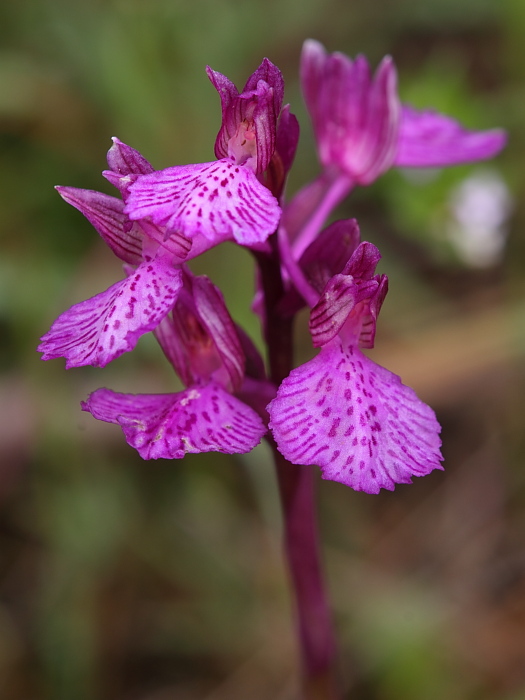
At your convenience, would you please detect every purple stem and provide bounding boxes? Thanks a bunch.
[273,447,340,699]
[278,224,319,308]
[255,241,341,700]
[292,172,354,260]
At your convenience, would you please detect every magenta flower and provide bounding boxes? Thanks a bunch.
[124,59,288,246]
[38,140,195,369]
[300,39,400,186]
[300,39,506,186]
[268,236,443,494]
[82,271,271,459]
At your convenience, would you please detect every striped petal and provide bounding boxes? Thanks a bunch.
[82,382,266,459]
[55,187,143,265]
[268,340,442,494]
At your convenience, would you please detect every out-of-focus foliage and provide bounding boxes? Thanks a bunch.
[1,0,524,698]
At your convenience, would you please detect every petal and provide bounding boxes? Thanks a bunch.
[355,275,388,350]
[125,159,280,246]
[138,218,192,260]
[39,259,182,368]
[394,106,507,168]
[250,81,279,174]
[268,342,443,494]
[106,137,154,177]
[82,383,266,459]
[55,186,143,265]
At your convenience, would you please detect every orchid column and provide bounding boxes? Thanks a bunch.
[40,40,505,700]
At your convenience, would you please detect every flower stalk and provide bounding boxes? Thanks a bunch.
[256,238,341,698]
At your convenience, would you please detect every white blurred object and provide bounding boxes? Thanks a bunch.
[447,169,513,267]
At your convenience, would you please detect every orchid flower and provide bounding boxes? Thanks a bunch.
[301,39,506,184]
[289,39,507,257]
[268,234,443,494]
[123,59,292,246]
[38,139,191,369]
[82,270,272,459]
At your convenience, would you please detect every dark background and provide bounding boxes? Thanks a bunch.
[1,0,524,698]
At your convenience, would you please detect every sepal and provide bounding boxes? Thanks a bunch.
[300,219,361,292]
[264,105,300,199]
[154,272,245,392]
[309,242,384,347]
[55,186,143,265]
[309,275,362,347]
[192,275,245,391]
[106,137,154,177]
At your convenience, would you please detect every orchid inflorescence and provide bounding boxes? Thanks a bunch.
[40,39,505,495]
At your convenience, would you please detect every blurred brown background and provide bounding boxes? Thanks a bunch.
[1,0,524,698]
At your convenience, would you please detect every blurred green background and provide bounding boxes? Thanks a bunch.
[1,0,525,698]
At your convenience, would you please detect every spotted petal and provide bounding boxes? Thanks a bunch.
[394,106,507,168]
[125,159,280,246]
[82,382,266,459]
[268,341,442,494]
[39,259,182,368]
